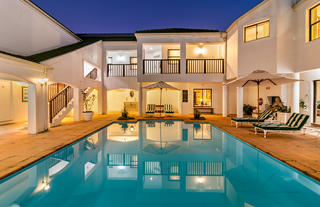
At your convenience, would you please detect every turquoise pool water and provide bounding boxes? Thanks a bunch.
[1,120,320,207]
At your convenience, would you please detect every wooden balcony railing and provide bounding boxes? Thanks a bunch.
[85,68,98,80]
[107,64,137,77]
[143,59,180,74]
[186,59,224,74]
[49,86,73,123]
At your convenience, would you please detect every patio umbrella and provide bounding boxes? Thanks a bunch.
[225,70,300,114]
[144,81,179,116]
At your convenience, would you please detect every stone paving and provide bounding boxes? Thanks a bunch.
[0,114,320,182]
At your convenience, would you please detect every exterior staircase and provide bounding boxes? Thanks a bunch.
[49,85,73,127]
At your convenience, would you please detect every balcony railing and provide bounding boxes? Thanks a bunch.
[187,59,224,74]
[107,64,137,77]
[143,59,180,74]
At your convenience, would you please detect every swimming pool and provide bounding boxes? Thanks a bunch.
[1,120,319,207]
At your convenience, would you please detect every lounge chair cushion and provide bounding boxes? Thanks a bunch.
[254,113,309,130]
[231,117,260,122]
[232,109,274,123]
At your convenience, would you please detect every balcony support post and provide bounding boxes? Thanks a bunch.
[180,42,186,75]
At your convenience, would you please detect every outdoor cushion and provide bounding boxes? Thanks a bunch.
[231,117,260,122]
[254,113,309,131]
[146,104,156,113]
[232,109,274,123]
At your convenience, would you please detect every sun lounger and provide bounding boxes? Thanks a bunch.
[164,104,174,114]
[146,104,156,115]
[231,109,274,128]
[253,113,309,138]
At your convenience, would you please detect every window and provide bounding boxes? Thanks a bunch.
[244,20,270,42]
[182,90,188,102]
[310,3,320,41]
[130,57,137,64]
[130,57,137,70]
[168,49,180,59]
[193,89,212,107]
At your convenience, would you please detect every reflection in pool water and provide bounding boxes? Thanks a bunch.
[0,121,320,207]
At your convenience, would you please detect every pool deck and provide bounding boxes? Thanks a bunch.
[0,115,320,182]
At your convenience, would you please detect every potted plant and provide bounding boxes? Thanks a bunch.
[243,104,254,115]
[81,89,96,121]
[192,109,205,120]
[117,107,134,120]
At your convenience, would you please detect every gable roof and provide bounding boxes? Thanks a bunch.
[25,33,137,63]
[27,0,81,41]
[77,33,136,41]
[135,28,219,33]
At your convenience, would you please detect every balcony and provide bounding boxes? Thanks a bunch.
[186,59,224,74]
[143,59,180,74]
[107,64,137,77]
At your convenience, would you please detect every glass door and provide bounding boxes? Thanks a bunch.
[314,80,320,124]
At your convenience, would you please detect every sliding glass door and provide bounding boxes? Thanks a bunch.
[314,80,320,124]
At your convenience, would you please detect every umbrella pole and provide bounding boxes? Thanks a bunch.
[160,88,162,117]
[257,82,260,115]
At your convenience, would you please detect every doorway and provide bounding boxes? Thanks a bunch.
[314,80,320,124]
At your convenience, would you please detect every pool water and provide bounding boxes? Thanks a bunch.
[1,120,320,207]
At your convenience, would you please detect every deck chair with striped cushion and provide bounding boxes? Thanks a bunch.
[164,104,174,114]
[146,104,156,115]
[253,113,309,138]
[231,109,274,128]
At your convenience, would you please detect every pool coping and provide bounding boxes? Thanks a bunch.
[1,117,320,184]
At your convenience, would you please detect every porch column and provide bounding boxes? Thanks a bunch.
[180,42,186,75]
[292,73,300,113]
[236,87,243,118]
[138,82,143,116]
[28,82,48,134]
[281,84,288,107]
[222,85,228,117]
[98,88,106,115]
[98,41,107,115]
[73,88,82,121]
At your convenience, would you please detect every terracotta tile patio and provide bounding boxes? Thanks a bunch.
[0,114,320,183]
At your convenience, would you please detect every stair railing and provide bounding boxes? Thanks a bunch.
[49,86,73,123]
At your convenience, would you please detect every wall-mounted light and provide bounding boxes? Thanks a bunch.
[38,78,48,84]
[130,125,135,132]
[195,47,206,55]
[197,177,204,184]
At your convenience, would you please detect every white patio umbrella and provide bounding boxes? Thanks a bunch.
[144,81,179,117]
[225,70,300,114]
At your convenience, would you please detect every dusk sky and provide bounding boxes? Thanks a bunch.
[31,0,263,34]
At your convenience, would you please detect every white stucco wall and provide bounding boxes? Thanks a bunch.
[136,33,226,83]
[0,0,79,56]
[295,0,320,72]
[44,41,103,89]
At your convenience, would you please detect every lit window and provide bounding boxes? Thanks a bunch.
[168,49,180,59]
[310,3,320,41]
[193,89,212,107]
[244,20,270,42]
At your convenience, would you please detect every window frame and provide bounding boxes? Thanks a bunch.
[310,3,320,41]
[182,90,188,102]
[244,20,270,42]
[193,89,212,107]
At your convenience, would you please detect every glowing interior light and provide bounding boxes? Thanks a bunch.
[197,177,204,184]
[118,166,126,170]
[195,47,206,55]
[38,78,48,84]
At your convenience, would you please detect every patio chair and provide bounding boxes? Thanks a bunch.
[231,109,274,128]
[146,104,156,115]
[253,113,309,138]
[164,104,174,114]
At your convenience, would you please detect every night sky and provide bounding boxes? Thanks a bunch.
[31,0,263,34]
